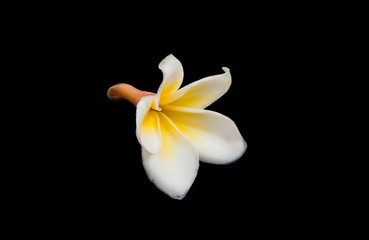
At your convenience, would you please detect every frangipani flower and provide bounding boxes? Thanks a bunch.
[107,54,247,199]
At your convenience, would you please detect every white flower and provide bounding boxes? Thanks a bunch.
[108,54,247,199]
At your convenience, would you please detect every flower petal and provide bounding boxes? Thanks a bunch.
[142,112,199,199]
[155,54,184,109]
[162,105,247,164]
[161,67,231,109]
[136,96,162,154]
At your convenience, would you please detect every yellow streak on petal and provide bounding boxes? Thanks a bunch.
[139,108,162,154]
[161,107,207,145]
[157,112,186,165]
[168,84,211,108]
[157,113,173,165]
[141,109,159,137]
[165,67,231,109]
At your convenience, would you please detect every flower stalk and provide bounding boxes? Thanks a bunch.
[107,83,155,106]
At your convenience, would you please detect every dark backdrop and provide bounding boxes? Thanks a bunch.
[47,37,304,207]
[11,5,323,231]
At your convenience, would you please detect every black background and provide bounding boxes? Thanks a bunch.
[8,4,330,232]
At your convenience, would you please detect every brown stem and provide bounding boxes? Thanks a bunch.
[107,83,155,106]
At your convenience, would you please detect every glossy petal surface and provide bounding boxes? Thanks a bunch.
[162,105,247,164]
[142,112,199,199]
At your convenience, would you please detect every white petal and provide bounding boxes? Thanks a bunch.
[136,96,162,154]
[155,54,184,109]
[161,67,231,109]
[142,112,199,199]
[162,105,247,164]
